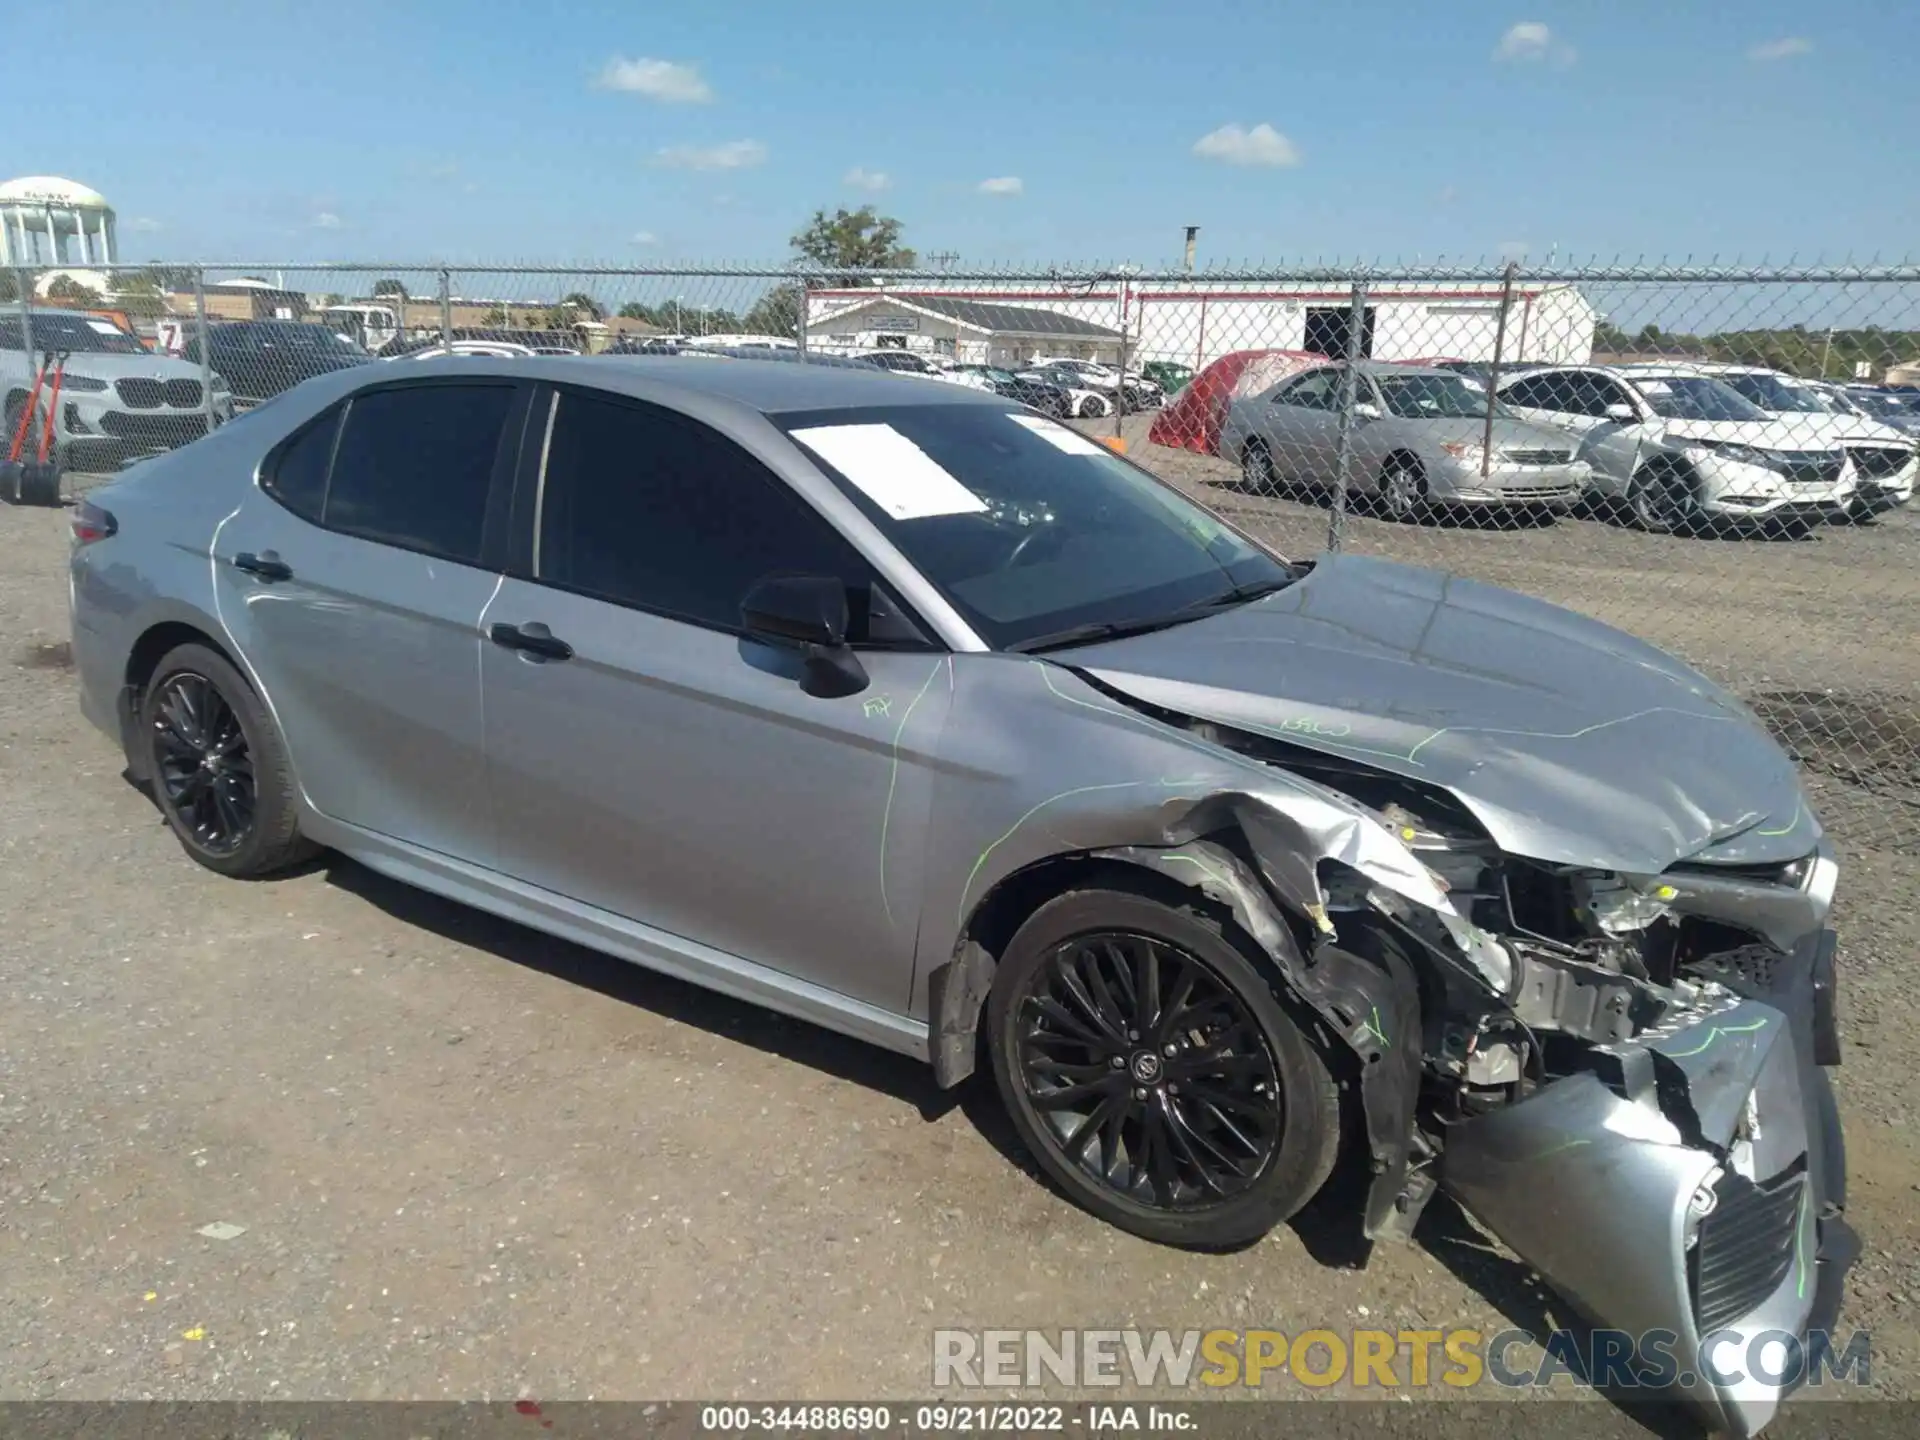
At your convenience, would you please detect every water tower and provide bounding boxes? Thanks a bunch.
[0,176,118,268]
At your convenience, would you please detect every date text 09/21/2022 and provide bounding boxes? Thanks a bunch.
[697,1404,1195,1434]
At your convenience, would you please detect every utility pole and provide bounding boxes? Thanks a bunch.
[927,250,959,272]
[1183,226,1200,274]
[1820,326,1835,379]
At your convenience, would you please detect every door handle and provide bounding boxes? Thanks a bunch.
[489,622,574,661]
[231,551,292,581]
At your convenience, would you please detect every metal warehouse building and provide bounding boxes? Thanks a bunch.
[806,279,1597,370]
[804,293,1125,366]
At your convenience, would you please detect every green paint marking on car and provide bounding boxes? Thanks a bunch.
[879,660,947,927]
[1660,1015,1771,1059]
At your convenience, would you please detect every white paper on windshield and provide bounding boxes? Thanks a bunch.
[791,423,988,520]
[1636,379,1673,396]
[1006,412,1106,455]
[86,319,124,337]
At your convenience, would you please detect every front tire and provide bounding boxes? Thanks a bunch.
[1628,460,1698,534]
[141,643,316,878]
[988,887,1340,1249]
[1077,395,1105,420]
[1241,439,1281,496]
[1378,456,1426,523]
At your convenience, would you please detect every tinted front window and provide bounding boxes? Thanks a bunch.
[324,383,513,564]
[1630,375,1767,422]
[537,389,881,633]
[780,403,1290,650]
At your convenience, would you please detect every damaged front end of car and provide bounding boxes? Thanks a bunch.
[1091,708,1855,1438]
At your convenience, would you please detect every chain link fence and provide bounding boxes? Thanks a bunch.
[7,258,1918,853]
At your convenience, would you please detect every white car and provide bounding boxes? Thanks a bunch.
[1027,356,1163,407]
[1015,369,1112,419]
[1496,364,1857,534]
[396,340,539,360]
[855,350,977,386]
[1660,364,1915,518]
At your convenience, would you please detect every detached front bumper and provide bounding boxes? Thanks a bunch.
[1442,927,1853,1437]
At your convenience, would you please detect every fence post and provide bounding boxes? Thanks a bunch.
[1325,276,1370,553]
[794,275,809,364]
[438,269,453,353]
[1481,261,1518,478]
[193,267,214,435]
[1114,274,1129,446]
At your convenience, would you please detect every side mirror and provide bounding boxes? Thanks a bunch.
[1353,400,1383,421]
[1604,402,1636,422]
[740,574,868,698]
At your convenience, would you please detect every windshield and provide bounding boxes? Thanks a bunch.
[0,313,148,355]
[1629,375,1768,422]
[1850,391,1916,418]
[779,403,1291,650]
[1373,372,1496,419]
[1719,372,1826,414]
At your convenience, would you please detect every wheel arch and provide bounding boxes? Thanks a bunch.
[118,617,244,782]
[1380,447,1427,483]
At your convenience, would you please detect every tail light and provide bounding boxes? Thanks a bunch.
[71,500,117,546]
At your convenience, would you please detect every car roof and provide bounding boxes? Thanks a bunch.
[391,353,1010,416]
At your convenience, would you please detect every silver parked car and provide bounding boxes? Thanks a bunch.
[70,358,1851,1436]
[3,307,234,466]
[1225,362,1591,520]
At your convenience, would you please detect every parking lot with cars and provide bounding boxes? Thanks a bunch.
[4,382,1919,1414]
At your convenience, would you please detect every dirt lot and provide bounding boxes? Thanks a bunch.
[2,440,1918,1420]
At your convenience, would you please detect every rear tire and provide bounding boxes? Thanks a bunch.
[988,886,1340,1249]
[1077,395,1105,420]
[140,643,317,879]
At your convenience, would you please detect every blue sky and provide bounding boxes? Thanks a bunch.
[27,0,1920,268]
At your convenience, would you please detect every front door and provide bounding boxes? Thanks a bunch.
[478,385,951,1012]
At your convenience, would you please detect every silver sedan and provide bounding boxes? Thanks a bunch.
[1226,361,1591,520]
[67,357,1850,1434]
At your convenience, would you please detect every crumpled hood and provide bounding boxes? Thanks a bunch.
[1069,554,1819,874]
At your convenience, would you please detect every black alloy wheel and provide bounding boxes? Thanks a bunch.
[151,671,255,855]
[1017,930,1283,1208]
[140,641,317,878]
[988,888,1339,1248]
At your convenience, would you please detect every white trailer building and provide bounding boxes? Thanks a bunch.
[807,279,1597,371]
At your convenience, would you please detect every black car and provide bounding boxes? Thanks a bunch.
[189,322,372,405]
[953,364,1075,418]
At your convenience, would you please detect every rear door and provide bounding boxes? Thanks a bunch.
[209,378,528,865]
[477,385,952,1012]
[1261,367,1342,484]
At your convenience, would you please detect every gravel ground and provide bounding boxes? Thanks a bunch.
[2,443,1918,1419]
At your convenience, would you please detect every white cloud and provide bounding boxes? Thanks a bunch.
[595,56,712,103]
[631,230,659,246]
[1493,21,1573,64]
[1191,122,1301,167]
[126,216,164,233]
[844,166,891,192]
[312,212,342,230]
[977,176,1023,195]
[654,139,767,170]
[1749,36,1812,61]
